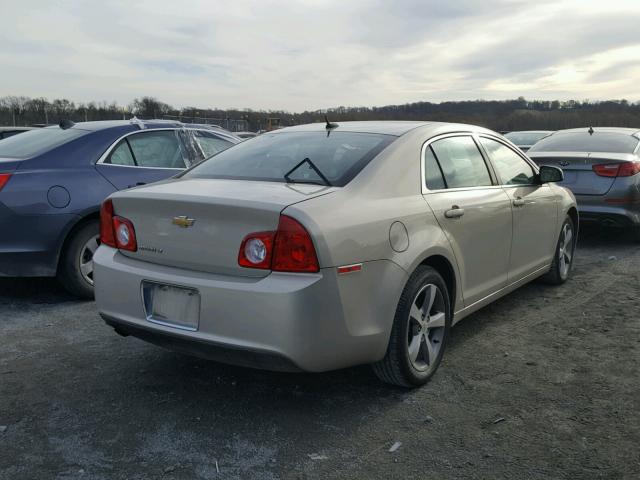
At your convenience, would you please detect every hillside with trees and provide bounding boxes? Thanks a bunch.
[1,95,639,132]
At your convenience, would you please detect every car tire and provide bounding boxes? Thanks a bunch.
[372,266,452,388]
[542,215,576,285]
[57,220,100,299]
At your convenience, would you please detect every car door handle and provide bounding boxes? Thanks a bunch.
[127,182,146,188]
[445,206,465,218]
[513,197,525,207]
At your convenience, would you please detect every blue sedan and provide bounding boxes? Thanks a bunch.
[0,119,240,297]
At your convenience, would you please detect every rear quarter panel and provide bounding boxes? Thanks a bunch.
[287,126,464,314]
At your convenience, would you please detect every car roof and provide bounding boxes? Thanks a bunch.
[43,119,239,141]
[62,119,184,132]
[274,120,505,138]
[273,121,433,136]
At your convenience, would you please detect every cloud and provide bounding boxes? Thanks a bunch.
[0,0,638,111]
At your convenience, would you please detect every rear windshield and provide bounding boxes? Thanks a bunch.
[0,127,89,159]
[183,131,396,186]
[529,132,639,154]
[504,132,551,146]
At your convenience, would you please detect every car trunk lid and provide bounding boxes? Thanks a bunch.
[528,151,637,196]
[111,178,337,277]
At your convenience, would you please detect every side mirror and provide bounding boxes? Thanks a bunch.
[539,165,564,183]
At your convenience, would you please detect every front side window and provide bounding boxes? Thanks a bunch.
[429,136,492,189]
[480,137,536,185]
[127,131,186,168]
[183,131,395,187]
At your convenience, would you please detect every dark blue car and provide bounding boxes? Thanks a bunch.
[0,119,240,297]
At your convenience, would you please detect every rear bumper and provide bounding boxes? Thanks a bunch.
[0,202,78,277]
[93,246,407,372]
[575,194,640,227]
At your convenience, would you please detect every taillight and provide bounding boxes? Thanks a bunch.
[113,216,137,251]
[0,173,11,191]
[238,232,275,269]
[238,215,319,273]
[99,198,137,251]
[618,161,640,177]
[592,162,640,178]
[273,215,319,272]
[100,199,116,248]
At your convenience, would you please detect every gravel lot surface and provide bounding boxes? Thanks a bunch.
[1,226,639,480]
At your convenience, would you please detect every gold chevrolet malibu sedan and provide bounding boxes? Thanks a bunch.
[94,121,577,387]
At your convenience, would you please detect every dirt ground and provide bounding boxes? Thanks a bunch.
[1,225,639,480]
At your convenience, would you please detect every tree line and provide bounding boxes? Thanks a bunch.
[1,95,639,132]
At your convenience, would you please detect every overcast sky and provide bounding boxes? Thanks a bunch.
[1,0,639,111]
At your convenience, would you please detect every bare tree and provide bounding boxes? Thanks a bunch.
[129,97,173,119]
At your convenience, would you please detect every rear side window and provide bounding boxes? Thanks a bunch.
[107,141,136,166]
[430,136,492,189]
[0,127,88,159]
[529,132,639,154]
[184,131,395,187]
[423,146,446,190]
[480,137,536,185]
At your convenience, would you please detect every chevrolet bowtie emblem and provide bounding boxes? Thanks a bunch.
[172,216,195,228]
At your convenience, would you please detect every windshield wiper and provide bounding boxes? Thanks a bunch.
[284,158,332,187]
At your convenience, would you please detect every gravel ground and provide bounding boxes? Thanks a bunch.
[1,226,639,480]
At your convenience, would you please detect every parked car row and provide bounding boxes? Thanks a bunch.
[2,119,638,387]
[0,119,241,297]
[92,120,577,387]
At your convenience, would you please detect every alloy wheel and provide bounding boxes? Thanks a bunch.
[558,223,574,279]
[79,235,100,285]
[407,284,446,372]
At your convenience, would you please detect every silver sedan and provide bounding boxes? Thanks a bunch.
[94,121,577,387]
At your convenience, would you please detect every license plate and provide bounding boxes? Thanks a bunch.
[141,281,200,331]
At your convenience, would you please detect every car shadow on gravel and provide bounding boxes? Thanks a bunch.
[0,277,78,305]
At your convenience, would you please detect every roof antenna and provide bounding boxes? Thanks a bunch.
[325,115,338,137]
[59,119,75,130]
[325,115,338,130]
[588,126,594,135]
